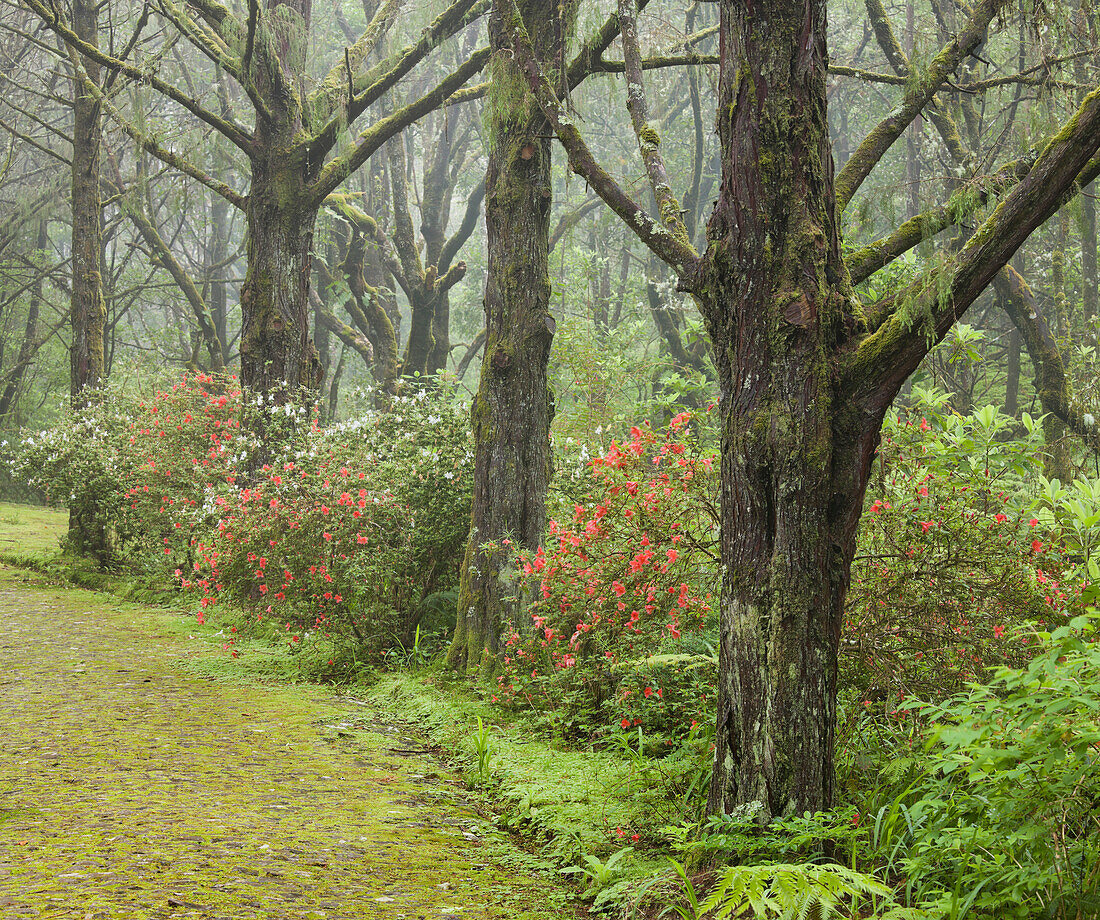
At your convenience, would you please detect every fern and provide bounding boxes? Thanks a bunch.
[699,863,892,920]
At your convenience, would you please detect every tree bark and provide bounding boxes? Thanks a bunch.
[69,0,105,403]
[700,0,853,819]
[68,0,109,561]
[448,0,560,672]
[238,149,321,398]
[0,219,46,425]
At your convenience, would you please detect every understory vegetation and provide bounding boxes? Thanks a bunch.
[7,368,1100,920]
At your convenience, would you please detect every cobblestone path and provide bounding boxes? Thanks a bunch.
[0,568,571,920]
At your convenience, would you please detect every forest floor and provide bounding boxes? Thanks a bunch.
[0,506,583,920]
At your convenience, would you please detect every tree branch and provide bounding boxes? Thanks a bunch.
[995,264,1100,449]
[845,82,1100,405]
[834,0,1005,214]
[511,23,700,278]
[23,0,254,152]
[616,0,695,252]
[309,48,490,206]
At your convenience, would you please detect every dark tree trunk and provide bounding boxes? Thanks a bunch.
[70,0,105,403]
[448,0,560,673]
[69,0,109,561]
[1004,327,1021,417]
[1079,180,1098,333]
[0,219,45,424]
[701,0,857,820]
[238,150,320,398]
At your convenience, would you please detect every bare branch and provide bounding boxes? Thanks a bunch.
[616,0,695,253]
[834,0,1005,214]
[22,0,254,152]
[511,19,700,277]
[310,48,490,206]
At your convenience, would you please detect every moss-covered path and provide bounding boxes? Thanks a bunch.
[0,567,573,920]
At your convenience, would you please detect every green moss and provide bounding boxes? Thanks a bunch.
[0,567,574,918]
[0,501,67,566]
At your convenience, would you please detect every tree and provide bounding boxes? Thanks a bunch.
[444,0,720,670]
[446,0,560,672]
[513,0,1100,817]
[24,0,491,402]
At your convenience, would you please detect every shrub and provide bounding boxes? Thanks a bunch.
[9,374,473,659]
[845,390,1074,704]
[186,383,473,654]
[497,412,719,740]
[876,612,1100,919]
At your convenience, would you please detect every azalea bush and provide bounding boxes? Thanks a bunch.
[190,386,472,656]
[845,388,1075,705]
[10,374,472,660]
[496,412,720,741]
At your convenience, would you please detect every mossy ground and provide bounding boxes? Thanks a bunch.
[0,502,67,566]
[0,562,584,919]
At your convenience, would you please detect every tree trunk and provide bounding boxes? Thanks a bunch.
[238,153,320,398]
[702,0,855,820]
[448,0,560,673]
[0,219,45,424]
[70,0,105,403]
[69,0,109,561]
[208,190,231,368]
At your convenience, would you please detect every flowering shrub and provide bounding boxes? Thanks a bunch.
[846,390,1076,703]
[10,375,473,659]
[497,412,719,739]
[118,374,243,580]
[190,388,472,652]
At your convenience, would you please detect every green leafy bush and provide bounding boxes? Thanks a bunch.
[846,389,1071,704]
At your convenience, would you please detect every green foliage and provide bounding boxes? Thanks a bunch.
[880,613,1100,919]
[666,805,865,866]
[699,862,895,920]
[562,846,634,897]
[496,412,719,743]
[473,715,493,785]
[846,388,1068,703]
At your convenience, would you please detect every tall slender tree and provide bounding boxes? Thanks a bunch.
[447,0,562,671]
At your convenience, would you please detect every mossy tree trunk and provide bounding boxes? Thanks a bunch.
[698,0,857,818]
[68,0,109,561]
[521,0,1100,820]
[447,0,560,673]
[238,148,321,397]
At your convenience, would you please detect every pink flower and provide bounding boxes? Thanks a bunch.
[994,624,1005,639]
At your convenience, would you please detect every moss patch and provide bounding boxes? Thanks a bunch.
[0,567,582,919]
[0,502,67,567]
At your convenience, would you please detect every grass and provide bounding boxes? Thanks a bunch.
[0,500,67,566]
